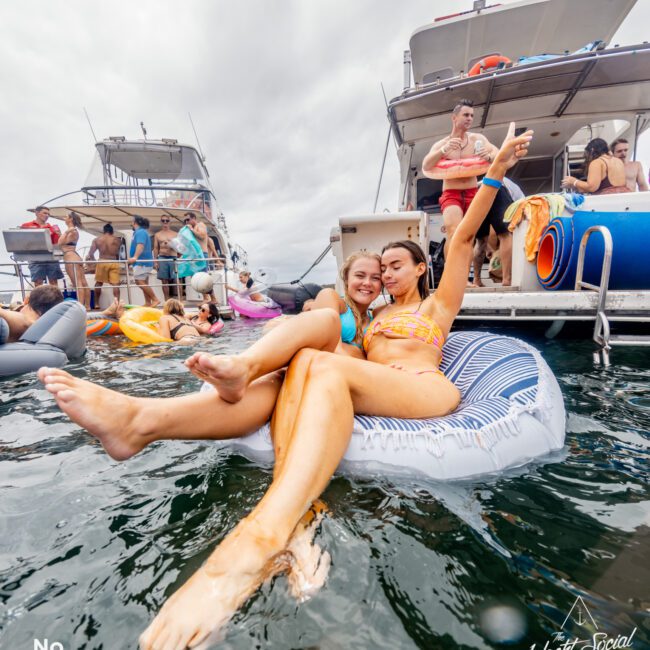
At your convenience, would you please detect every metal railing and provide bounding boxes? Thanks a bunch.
[1,257,231,310]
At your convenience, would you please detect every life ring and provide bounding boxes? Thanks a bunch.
[86,318,122,336]
[423,155,490,180]
[228,294,282,319]
[119,307,171,344]
[202,331,566,481]
[468,55,511,76]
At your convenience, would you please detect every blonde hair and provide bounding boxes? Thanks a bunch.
[340,251,381,345]
[163,298,185,316]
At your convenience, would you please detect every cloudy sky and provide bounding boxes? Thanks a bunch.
[1,0,649,286]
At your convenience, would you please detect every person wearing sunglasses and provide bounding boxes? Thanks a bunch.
[153,218,180,300]
[190,302,222,334]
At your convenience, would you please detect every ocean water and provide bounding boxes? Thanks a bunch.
[1,320,648,649]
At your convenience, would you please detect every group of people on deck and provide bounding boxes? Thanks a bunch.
[17,209,227,309]
[422,100,647,288]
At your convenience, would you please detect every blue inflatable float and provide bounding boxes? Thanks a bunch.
[537,194,650,291]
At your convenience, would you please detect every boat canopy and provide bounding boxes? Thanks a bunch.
[410,0,637,82]
[389,43,650,154]
[86,140,210,186]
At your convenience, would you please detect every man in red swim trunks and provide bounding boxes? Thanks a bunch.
[422,99,498,259]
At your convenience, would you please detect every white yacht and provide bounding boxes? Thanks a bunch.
[4,136,246,310]
[330,0,650,359]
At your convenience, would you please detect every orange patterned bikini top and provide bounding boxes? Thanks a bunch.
[362,304,445,353]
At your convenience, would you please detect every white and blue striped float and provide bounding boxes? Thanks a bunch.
[207,332,566,481]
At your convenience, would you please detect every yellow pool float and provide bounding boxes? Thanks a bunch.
[119,307,172,344]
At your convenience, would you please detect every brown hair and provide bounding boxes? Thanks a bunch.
[381,240,429,300]
[340,251,381,345]
[610,137,628,151]
[584,138,610,166]
[27,285,64,316]
[68,211,82,228]
[452,99,474,115]
[163,298,185,316]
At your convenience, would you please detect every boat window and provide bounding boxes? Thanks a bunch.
[416,178,443,213]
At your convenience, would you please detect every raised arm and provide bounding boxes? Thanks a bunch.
[432,123,533,330]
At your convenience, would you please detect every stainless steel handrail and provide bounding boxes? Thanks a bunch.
[1,257,230,307]
[574,226,613,365]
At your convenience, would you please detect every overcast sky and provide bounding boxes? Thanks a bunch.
[1,0,649,286]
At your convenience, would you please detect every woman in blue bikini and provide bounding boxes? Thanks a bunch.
[39,123,532,650]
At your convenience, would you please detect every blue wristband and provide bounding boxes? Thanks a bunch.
[482,177,502,189]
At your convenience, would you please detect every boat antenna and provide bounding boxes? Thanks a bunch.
[83,107,98,143]
[140,121,148,140]
[373,83,395,212]
[188,112,206,162]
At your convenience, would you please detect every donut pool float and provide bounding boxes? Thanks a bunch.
[203,331,566,480]
[86,318,122,337]
[228,294,282,319]
[119,307,171,344]
[424,155,490,180]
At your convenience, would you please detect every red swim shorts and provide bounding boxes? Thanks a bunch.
[439,187,479,215]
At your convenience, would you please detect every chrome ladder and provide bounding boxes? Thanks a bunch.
[575,226,650,366]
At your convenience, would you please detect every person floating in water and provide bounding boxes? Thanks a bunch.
[38,123,533,650]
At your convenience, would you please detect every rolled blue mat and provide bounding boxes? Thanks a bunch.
[537,210,650,290]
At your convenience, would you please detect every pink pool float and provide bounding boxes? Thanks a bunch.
[228,294,282,319]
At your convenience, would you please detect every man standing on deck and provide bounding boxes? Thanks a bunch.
[86,223,123,306]
[128,216,159,307]
[422,100,498,260]
[154,217,180,300]
[20,206,64,287]
[610,138,648,192]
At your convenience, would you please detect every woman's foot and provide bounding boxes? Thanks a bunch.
[286,501,331,602]
[139,518,289,650]
[37,367,151,460]
[185,353,251,403]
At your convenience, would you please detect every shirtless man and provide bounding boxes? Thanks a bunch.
[610,138,648,192]
[0,285,63,344]
[86,224,123,305]
[153,217,179,300]
[422,99,498,259]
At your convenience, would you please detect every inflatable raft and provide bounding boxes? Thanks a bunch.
[86,318,122,336]
[119,307,171,344]
[1,301,87,378]
[228,294,282,319]
[204,331,566,480]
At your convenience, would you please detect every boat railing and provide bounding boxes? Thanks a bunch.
[47,186,216,215]
[1,257,232,310]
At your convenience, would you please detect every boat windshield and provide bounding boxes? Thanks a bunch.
[84,140,210,188]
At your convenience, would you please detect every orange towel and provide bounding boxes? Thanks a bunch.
[508,196,551,262]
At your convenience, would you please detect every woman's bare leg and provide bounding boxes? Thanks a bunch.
[140,351,460,649]
[185,308,340,402]
[37,367,283,461]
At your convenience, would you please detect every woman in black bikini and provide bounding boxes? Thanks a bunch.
[156,299,200,343]
[191,302,221,334]
[58,212,91,309]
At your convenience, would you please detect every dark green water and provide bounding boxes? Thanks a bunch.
[1,321,649,649]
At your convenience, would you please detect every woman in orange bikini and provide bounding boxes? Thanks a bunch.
[39,123,532,650]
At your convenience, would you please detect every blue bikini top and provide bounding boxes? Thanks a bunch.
[340,305,371,346]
